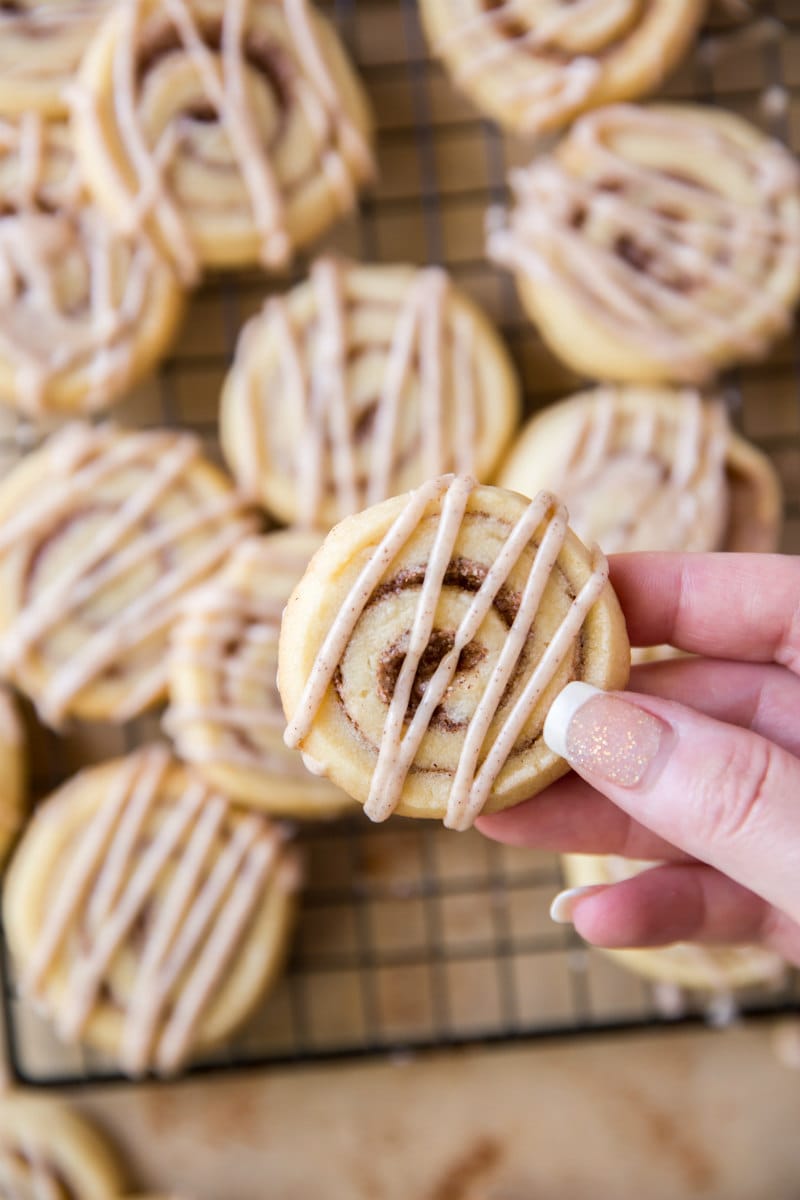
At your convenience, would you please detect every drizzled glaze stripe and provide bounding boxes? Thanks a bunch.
[488,105,800,380]
[0,425,253,725]
[74,0,374,282]
[24,746,296,1076]
[285,475,609,830]
[553,388,729,552]
[0,114,171,417]
[248,259,478,525]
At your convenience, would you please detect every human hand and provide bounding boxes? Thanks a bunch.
[476,554,800,966]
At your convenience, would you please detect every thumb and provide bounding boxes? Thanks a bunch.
[543,682,800,923]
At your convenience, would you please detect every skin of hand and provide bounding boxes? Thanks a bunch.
[476,553,800,967]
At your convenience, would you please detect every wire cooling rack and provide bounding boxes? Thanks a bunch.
[1,0,800,1086]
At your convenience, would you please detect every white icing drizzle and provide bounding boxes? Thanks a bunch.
[551,388,730,553]
[0,424,253,726]
[165,540,317,778]
[285,475,609,830]
[0,113,168,418]
[24,745,296,1077]
[74,0,374,283]
[255,259,478,526]
[435,0,652,132]
[488,105,800,380]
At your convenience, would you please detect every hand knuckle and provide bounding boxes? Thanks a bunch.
[691,738,774,846]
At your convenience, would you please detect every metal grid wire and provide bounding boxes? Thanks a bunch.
[1,0,800,1086]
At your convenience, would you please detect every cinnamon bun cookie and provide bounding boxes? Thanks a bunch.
[488,104,800,384]
[0,1094,127,1199]
[166,530,354,817]
[0,687,26,865]
[279,477,630,829]
[0,424,254,727]
[562,853,786,990]
[497,386,782,555]
[71,0,375,283]
[220,258,519,528]
[420,0,705,136]
[4,745,300,1077]
[0,2,111,117]
[0,114,183,418]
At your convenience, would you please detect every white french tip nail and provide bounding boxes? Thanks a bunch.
[543,681,603,760]
[549,886,598,925]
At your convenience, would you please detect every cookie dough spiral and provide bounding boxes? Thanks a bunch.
[498,386,783,555]
[220,257,519,528]
[0,114,183,418]
[280,476,630,829]
[562,854,786,991]
[488,103,800,384]
[71,0,375,282]
[421,0,705,136]
[166,530,354,817]
[4,745,301,1077]
[0,1,111,117]
[0,423,254,726]
[0,1094,127,1199]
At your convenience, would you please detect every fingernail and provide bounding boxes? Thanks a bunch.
[544,682,668,788]
[549,886,600,925]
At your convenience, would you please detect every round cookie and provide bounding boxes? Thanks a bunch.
[0,1092,127,1198]
[0,687,26,865]
[0,2,111,117]
[221,257,520,528]
[0,423,253,727]
[71,0,375,283]
[420,0,705,136]
[562,853,786,990]
[0,114,182,419]
[488,103,800,384]
[4,745,301,1077]
[497,386,782,554]
[279,476,630,829]
[166,530,355,818]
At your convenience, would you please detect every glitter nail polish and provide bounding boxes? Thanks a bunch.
[544,681,668,788]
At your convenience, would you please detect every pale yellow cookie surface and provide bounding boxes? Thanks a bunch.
[4,746,300,1077]
[489,104,800,384]
[0,1092,127,1198]
[0,1,111,117]
[497,386,782,554]
[562,853,786,990]
[220,257,519,529]
[0,115,183,419]
[421,0,705,135]
[279,478,630,828]
[166,530,355,818]
[0,424,253,726]
[72,0,375,282]
[0,686,25,865]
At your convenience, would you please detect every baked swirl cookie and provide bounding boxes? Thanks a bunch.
[0,1093,126,1198]
[420,0,705,136]
[71,0,375,283]
[0,424,253,727]
[498,386,782,555]
[220,258,519,528]
[562,853,786,990]
[279,476,630,829]
[166,530,354,817]
[4,745,300,1076]
[0,2,111,117]
[0,114,183,418]
[488,104,800,384]
[0,687,26,865]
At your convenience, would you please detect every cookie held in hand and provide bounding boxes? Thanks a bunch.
[279,476,630,830]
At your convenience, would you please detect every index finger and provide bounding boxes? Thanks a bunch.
[609,553,800,672]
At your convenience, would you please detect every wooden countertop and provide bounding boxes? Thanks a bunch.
[65,1022,800,1199]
